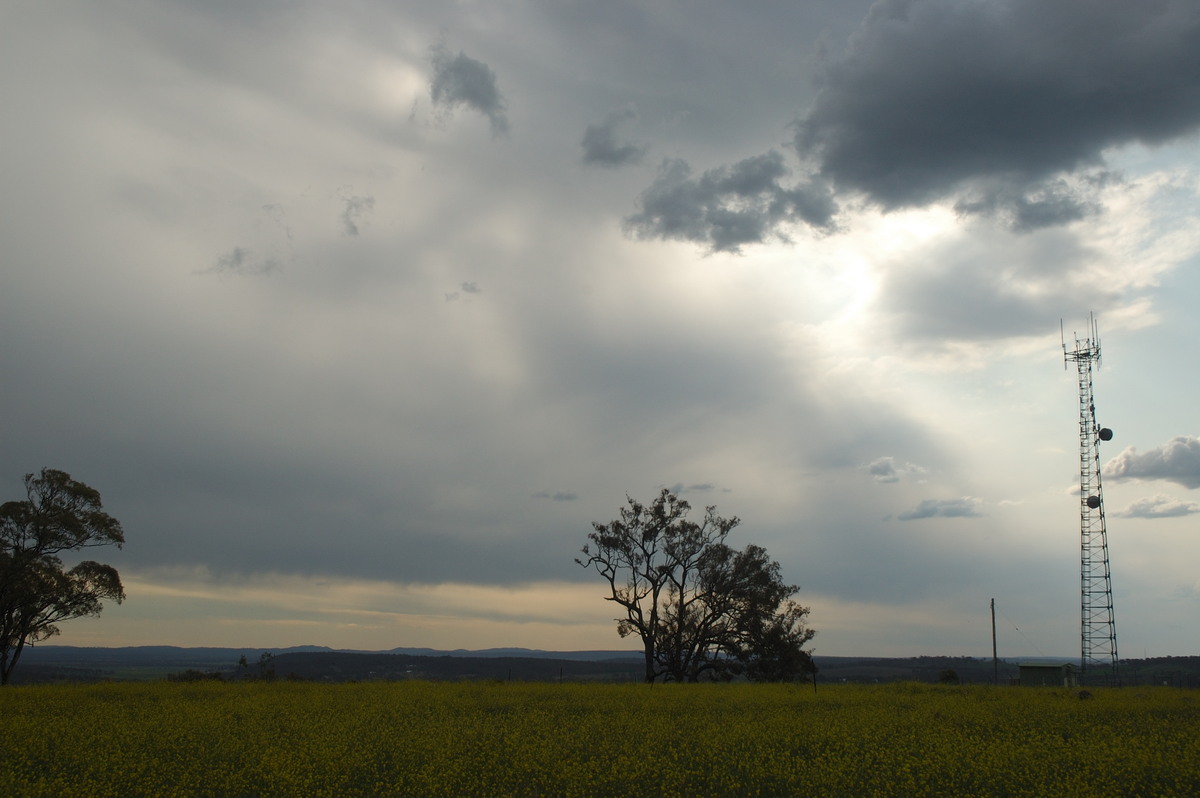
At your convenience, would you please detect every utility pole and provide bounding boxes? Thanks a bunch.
[991,598,998,686]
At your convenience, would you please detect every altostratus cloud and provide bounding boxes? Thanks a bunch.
[1103,435,1200,490]
[430,44,509,135]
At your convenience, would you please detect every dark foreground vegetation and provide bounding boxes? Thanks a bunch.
[3,680,1199,796]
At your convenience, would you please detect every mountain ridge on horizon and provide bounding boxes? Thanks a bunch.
[12,645,1199,686]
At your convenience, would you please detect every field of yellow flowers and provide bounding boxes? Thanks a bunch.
[3,680,1198,796]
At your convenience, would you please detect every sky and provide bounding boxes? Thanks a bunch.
[2,0,1199,659]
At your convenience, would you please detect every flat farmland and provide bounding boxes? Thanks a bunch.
[3,681,1198,796]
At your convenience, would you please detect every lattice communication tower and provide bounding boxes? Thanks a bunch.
[1062,315,1118,684]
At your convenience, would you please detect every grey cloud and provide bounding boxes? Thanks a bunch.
[874,225,1118,343]
[205,247,280,277]
[869,458,900,483]
[866,456,926,483]
[430,44,509,136]
[534,491,578,502]
[624,152,838,253]
[796,0,1200,227]
[897,497,981,521]
[954,176,1106,232]
[667,483,718,495]
[581,108,646,168]
[1103,435,1200,489]
[340,195,375,237]
[1112,494,1200,519]
[445,282,481,302]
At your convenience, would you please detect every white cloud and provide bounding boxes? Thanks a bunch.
[1112,494,1200,519]
[1104,435,1200,490]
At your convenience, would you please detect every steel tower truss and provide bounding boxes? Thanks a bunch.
[1063,316,1118,684]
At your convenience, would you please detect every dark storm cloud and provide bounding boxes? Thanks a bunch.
[429,44,509,136]
[624,152,838,253]
[581,108,646,168]
[796,0,1200,226]
[340,195,375,236]
[897,497,981,521]
[1103,435,1200,489]
[1112,494,1200,519]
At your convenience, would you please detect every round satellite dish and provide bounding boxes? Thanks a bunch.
[1099,428,1113,441]
[1086,495,1101,509]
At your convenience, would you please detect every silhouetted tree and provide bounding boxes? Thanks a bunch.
[577,489,814,683]
[0,469,125,685]
[257,651,277,681]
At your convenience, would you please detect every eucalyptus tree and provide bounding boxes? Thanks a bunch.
[1,469,125,684]
[577,488,814,683]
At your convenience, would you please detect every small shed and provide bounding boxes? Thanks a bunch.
[1018,661,1077,687]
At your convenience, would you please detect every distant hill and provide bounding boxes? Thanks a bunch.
[387,647,643,661]
[10,645,327,683]
[10,646,1200,686]
[268,651,644,683]
[10,646,642,684]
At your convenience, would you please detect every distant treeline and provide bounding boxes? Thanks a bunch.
[11,647,1200,686]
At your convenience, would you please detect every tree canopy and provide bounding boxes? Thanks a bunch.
[577,488,814,683]
[0,469,125,684]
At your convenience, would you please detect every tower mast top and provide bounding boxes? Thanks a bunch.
[1063,312,1101,367]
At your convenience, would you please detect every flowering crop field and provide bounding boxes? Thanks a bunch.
[3,680,1198,796]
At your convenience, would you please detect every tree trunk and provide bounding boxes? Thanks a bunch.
[0,640,24,686]
[642,639,656,683]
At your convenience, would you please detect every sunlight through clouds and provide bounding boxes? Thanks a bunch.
[82,570,623,650]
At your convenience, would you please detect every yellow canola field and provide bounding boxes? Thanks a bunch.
[3,680,1198,796]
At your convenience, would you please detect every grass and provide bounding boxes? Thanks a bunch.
[3,680,1198,796]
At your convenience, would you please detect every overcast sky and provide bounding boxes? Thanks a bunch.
[3,0,1199,658]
